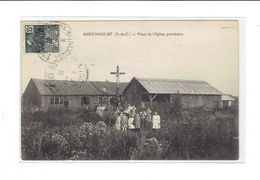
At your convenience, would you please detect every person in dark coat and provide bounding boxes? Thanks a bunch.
[140,111,147,130]
[134,114,141,132]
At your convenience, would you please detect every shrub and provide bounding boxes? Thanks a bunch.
[103,130,138,160]
[131,136,162,160]
[21,127,40,160]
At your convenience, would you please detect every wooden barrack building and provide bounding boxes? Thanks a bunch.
[123,77,223,109]
[22,79,127,112]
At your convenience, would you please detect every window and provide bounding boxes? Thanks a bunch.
[81,97,89,105]
[98,96,108,105]
[60,97,64,105]
[50,97,54,105]
[55,97,59,104]
[102,97,108,105]
[50,97,64,106]
[98,97,103,105]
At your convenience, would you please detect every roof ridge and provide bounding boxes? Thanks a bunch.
[132,77,222,95]
[31,78,128,83]
[134,76,207,83]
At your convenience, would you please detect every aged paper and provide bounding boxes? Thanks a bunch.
[21,20,239,160]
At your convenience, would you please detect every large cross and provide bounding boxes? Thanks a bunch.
[110,65,126,104]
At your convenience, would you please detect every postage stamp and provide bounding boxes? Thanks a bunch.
[25,24,59,53]
[24,22,73,65]
[38,22,74,64]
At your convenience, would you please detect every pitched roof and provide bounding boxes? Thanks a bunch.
[31,79,127,96]
[221,95,236,101]
[133,77,223,95]
[91,81,128,95]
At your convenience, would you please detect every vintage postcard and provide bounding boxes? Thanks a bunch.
[21,19,239,161]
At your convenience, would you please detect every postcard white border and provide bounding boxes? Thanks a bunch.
[2,2,259,180]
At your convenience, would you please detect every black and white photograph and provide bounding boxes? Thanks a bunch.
[21,20,239,161]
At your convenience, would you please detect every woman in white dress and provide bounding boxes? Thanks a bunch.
[152,112,161,130]
[128,115,135,131]
[115,113,121,130]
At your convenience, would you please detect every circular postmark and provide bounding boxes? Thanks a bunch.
[45,56,89,82]
[39,22,74,64]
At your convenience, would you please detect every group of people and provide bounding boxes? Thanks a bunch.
[113,103,161,132]
[94,102,161,132]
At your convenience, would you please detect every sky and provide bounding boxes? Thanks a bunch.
[21,20,239,96]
